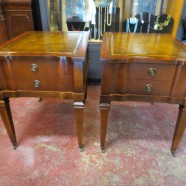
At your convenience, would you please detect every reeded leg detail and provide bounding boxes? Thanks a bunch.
[100,103,110,153]
[0,98,17,149]
[171,105,186,156]
[73,102,84,152]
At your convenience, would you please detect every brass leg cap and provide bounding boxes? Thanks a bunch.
[13,145,17,150]
[101,146,105,153]
[171,151,176,157]
[79,146,84,152]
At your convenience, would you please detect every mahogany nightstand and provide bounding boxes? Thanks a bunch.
[0,31,89,151]
[100,32,186,156]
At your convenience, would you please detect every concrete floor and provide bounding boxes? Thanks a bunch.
[0,86,186,186]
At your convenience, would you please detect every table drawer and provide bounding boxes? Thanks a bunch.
[127,80,172,96]
[102,63,176,81]
[128,63,176,81]
[12,58,57,90]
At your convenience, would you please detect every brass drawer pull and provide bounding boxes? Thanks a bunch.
[148,68,156,77]
[31,64,38,72]
[33,80,41,88]
[146,84,153,92]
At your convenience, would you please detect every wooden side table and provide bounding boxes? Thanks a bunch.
[100,32,186,156]
[0,31,89,151]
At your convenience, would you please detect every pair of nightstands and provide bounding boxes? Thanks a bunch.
[0,31,186,156]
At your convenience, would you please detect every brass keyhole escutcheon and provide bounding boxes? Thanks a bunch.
[31,64,38,72]
[33,80,41,88]
[146,84,153,93]
[148,68,156,77]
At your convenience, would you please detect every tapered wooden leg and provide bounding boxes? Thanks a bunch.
[171,105,186,156]
[73,102,84,152]
[100,103,110,153]
[0,98,17,149]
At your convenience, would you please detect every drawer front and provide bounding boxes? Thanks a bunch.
[102,63,176,81]
[128,63,176,81]
[102,78,172,96]
[12,58,57,91]
[127,80,172,96]
[101,62,176,96]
